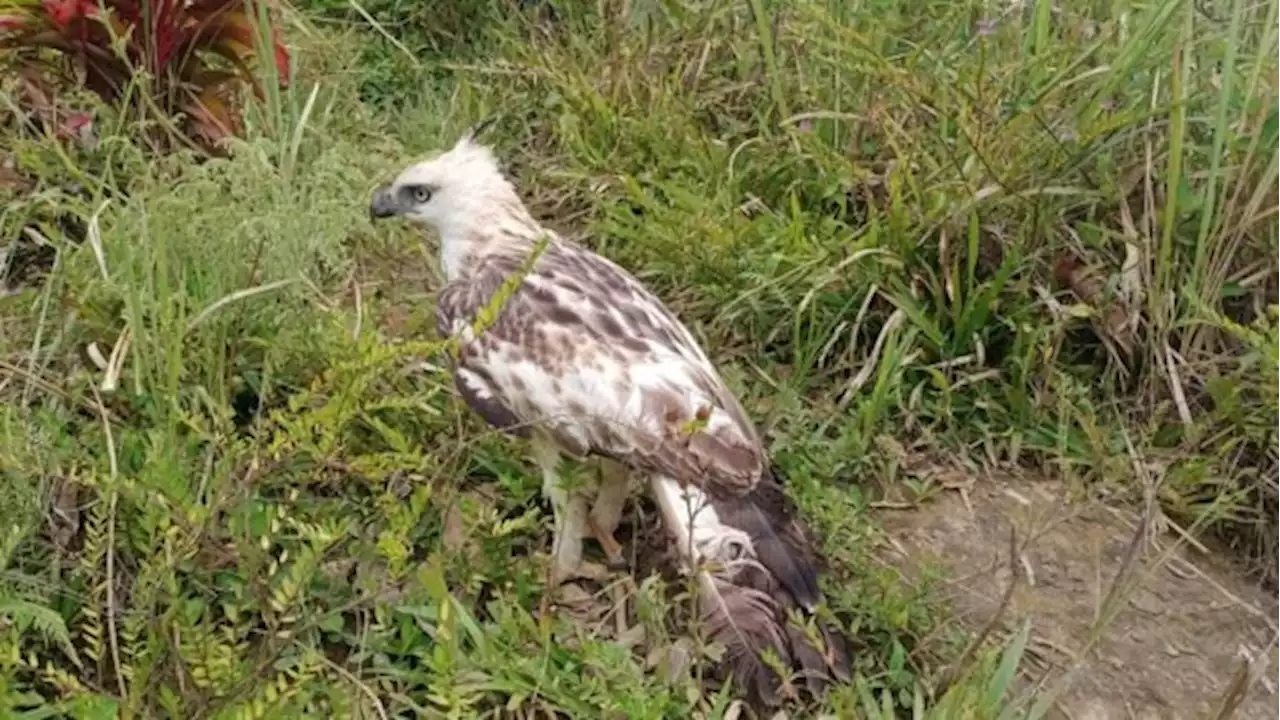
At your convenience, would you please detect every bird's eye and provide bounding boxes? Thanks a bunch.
[411,186,433,204]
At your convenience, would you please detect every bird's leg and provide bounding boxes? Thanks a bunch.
[587,457,632,572]
[530,434,586,588]
[552,492,589,587]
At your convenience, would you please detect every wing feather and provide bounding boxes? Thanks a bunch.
[434,242,765,494]
[436,263,529,439]
[453,366,528,437]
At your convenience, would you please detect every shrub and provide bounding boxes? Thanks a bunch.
[0,0,291,153]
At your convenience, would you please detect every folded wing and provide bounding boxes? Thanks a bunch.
[435,240,850,706]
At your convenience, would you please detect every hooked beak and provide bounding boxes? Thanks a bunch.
[369,184,402,222]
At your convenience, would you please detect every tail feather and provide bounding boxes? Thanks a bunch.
[716,493,822,610]
[740,556,853,691]
[783,606,853,691]
[649,468,852,710]
[697,574,791,708]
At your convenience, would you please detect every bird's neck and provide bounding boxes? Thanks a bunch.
[438,203,545,281]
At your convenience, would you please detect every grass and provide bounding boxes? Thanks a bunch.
[0,0,1276,717]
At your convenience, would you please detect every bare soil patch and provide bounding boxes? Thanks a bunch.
[879,474,1279,719]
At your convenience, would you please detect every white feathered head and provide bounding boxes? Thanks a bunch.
[368,119,517,234]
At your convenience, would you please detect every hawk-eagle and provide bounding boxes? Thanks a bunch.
[369,128,851,707]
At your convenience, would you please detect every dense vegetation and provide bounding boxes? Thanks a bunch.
[1,0,1275,717]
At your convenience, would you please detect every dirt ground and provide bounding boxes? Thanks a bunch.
[878,473,1279,719]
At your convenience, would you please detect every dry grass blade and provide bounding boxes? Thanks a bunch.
[1206,657,1254,720]
[316,653,390,720]
[86,198,112,281]
[186,278,299,332]
[837,308,905,409]
[101,325,131,393]
[89,384,126,701]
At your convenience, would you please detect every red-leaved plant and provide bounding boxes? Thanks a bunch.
[0,0,291,154]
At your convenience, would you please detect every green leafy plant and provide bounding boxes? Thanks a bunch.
[0,0,291,152]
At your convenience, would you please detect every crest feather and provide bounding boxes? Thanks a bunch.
[456,116,499,149]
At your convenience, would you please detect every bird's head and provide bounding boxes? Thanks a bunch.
[368,121,520,236]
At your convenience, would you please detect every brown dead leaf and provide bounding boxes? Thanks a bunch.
[47,477,80,551]
[646,637,695,683]
[440,483,500,560]
[441,501,468,553]
[14,69,97,151]
[0,154,33,194]
[196,540,240,571]
[321,557,357,585]
[18,68,53,118]
[1054,253,1138,362]
[616,623,646,649]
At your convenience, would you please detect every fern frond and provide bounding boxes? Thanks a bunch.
[0,597,80,668]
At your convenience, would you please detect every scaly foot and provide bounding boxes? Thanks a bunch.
[586,513,629,572]
[538,560,609,621]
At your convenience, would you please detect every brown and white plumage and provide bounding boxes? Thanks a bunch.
[369,128,851,707]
